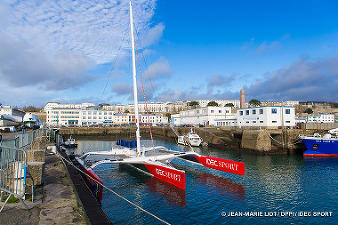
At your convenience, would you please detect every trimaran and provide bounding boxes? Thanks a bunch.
[73,0,245,199]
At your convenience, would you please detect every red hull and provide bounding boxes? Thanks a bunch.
[195,155,245,175]
[304,154,338,157]
[83,167,103,200]
[144,163,186,190]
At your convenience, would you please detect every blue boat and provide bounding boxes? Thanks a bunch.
[300,130,338,157]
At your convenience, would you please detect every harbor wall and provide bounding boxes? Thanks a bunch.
[300,122,338,130]
[59,127,317,154]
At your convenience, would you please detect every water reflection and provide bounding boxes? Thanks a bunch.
[146,177,186,207]
[197,173,245,201]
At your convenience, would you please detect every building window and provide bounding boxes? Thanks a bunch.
[272,121,277,123]
[260,121,263,123]
[252,109,256,114]
[211,110,214,113]
[272,108,277,114]
[219,110,222,113]
[240,111,243,116]
[253,121,256,123]
[259,109,263,114]
[285,109,290,114]
[286,121,290,123]
[246,110,249,115]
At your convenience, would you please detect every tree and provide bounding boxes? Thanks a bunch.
[304,108,313,114]
[207,101,218,106]
[98,103,110,107]
[23,106,41,112]
[165,113,171,121]
[330,102,338,108]
[225,103,234,107]
[189,101,199,107]
[249,99,261,106]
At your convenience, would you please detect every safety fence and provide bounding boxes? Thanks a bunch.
[0,146,28,212]
[0,128,55,212]
[0,128,54,149]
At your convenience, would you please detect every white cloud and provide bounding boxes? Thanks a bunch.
[4,0,159,64]
[256,41,281,55]
[144,57,172,79]
[0,0,163,106]
[140,23,164,47]
[0,32,95,90]
[207,74,234,94]
[112,82,132,95]
[245,54,338,101]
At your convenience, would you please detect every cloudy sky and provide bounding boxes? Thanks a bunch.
[0,0,337,107]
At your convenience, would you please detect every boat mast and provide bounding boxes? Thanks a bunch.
[129,0,141,155]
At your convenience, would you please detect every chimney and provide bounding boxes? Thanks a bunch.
[240,89,245,108]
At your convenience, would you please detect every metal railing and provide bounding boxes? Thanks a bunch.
[0,128,53,212]
[0,146,28,212]
[0,128,52,149]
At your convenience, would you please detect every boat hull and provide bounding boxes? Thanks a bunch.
[177,136,202,147]
[301,137,338,157]
[63,143,78,148]
[72,156,103,201]
[129,162,186,190]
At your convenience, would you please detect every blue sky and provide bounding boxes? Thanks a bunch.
[0,0,337,107]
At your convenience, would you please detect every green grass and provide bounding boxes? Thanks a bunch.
[1,195,19,203]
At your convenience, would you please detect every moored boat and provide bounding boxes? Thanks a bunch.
[177,128,202,147]
[300,130,338,157]
[63,136,78,148]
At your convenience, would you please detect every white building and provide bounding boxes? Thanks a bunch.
[103,102,187,113]
[196,100,240,108]
[103,105,127,113]
[261,101,299,107]
[46,107,168,127]
[43,102,95,112]
[0,105,25,122]
[236,106,296,128]
[113,113,129,125]
[214,115,237,127]
[140,114,168,126]
[46,107,115,127]
[305,113,335,123]
[172,107,233,126]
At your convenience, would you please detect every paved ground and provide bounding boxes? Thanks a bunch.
[0,152,88,225]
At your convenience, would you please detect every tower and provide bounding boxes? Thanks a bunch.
[240,89,245,108]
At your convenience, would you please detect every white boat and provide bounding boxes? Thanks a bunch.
[23,113,41,129]
[63,136,78,148]
[177,128,202,147]
[74,1,245,193]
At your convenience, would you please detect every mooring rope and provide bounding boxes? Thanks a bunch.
[56,151,171,225]
[268,134,302,146]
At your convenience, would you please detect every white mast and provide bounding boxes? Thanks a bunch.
[129,0,141,155]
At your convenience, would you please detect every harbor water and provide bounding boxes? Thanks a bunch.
[74,137,337,225]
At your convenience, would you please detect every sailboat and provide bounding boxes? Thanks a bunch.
[74,1,245,199]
